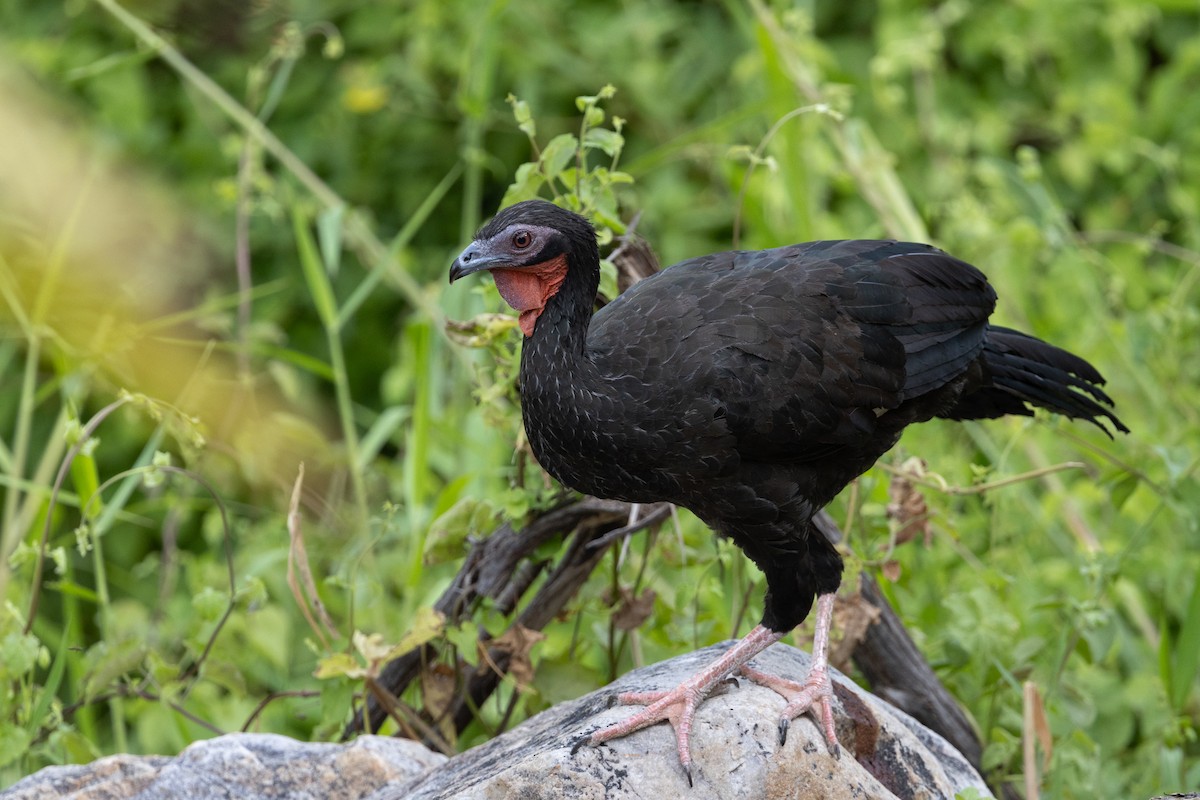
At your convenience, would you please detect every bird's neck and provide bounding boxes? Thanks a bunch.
[516,246,615,494]
[520,246,601,376]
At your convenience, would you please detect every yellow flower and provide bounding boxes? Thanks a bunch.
[343,83,387,114]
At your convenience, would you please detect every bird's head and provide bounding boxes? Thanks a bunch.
[449,200,599,336]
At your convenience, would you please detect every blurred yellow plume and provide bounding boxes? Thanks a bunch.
[0,64,336,495]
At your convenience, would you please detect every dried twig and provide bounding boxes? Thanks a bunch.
[342,497,670,739]
[286,464,340,647]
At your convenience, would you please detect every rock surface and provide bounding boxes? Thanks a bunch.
[397,642,992,800]
[5,643,993,800]
[2,734,444,800]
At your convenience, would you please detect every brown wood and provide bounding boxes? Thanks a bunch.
[343,498,670,738]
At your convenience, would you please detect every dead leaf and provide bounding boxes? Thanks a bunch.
[420,661,459,744]
[287,464,340,646]
[881,560,902,582]
[421,662,458,718]
[483,624,546,691]
[887,457,931,546]
[612,586,657,631]
[353,631,393,665]
[611,234,660,294]
[828,592,882,673]
[1023,680,1053,800]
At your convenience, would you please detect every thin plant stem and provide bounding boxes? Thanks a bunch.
[90,0,441,327]
[327,324,367,516]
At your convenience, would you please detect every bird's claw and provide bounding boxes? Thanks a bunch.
[741,661,840,754]
[571,680,711,783]
[778,716,838,756]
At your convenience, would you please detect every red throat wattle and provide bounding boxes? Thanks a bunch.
[490,255,568,336]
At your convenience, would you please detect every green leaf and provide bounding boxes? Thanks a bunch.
[1159,610,1174,712]
[68,447,101,521]
[501,162,545,207]
[27,631,68,739]
[319,673,355,725]
[291,207,338,330]
[387,606,445,658]
[81,639,147,701]
[237,575,269,609]
[316,205,345,277]
[539,133,579,180]
[583,127,624,158]
[425,497,501,565]
[314,651,362,680]
[142,450,171,489]
[583,105,604,129]
[953,789,989,800]
[46,578,99,603]
[598,259,618,301]
[0,727,32,769]
[589,189,625,235]
[1171,577,1200,709]
[557,167,578,192]
[1109,473,1138,511]
[193,586,228,622]
[0,631,42,681]
[201,659,247,695]
[507,93,535,139]
[50,728,101,765]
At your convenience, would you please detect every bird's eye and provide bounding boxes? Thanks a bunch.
[512,231,533,249]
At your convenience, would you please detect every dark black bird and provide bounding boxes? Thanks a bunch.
[449,199,1125,779]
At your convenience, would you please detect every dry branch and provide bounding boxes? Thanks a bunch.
[342,498,670,739]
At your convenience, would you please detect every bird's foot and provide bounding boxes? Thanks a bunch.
[580,675,730,785]
[576,625,785,785]
[739,660,840,756]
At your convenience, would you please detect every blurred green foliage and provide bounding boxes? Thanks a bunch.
[1,0,1198,797]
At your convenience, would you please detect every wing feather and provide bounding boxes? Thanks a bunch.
[587,240,997,463]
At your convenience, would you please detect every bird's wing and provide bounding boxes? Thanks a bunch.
[589,240,997,463]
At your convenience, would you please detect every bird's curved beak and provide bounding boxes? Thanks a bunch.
[449,244,507,283]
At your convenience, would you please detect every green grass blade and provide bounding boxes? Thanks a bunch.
[1171,577,1200,710]
[357,406,406,472]
[292,208,339,331]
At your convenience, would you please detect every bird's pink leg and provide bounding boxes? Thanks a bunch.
[577,624,785,784]
[739,592,840,754]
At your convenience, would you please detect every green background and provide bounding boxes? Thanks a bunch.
[1,1,1197,797]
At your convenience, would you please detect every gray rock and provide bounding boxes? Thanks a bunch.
[5,643,993,800]
[396,642,992,799]
[2,733,444,800]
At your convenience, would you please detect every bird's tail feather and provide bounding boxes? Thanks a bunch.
[940,325,1128,436]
